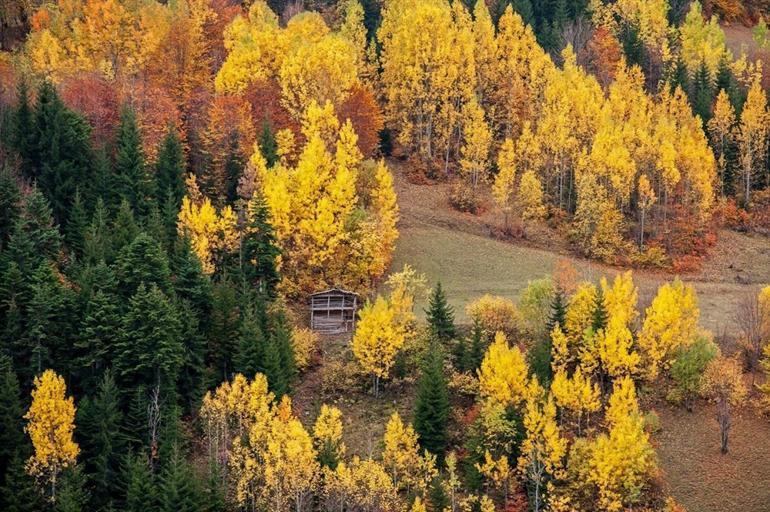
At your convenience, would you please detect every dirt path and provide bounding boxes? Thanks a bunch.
[390,169,770,337]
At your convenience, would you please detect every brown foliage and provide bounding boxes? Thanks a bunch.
[242,79,297,137]
[338,85,384,158]
[579,27,622,90]
[124,82,184,163]
[60,73,120,147]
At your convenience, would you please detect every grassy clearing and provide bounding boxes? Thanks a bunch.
[655,402,770,512]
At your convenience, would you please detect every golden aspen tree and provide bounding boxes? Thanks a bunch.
[472,0,497,107]
[313,404,346,466]
[385,264,428,332]
[587,376,655,511]
[382,411,437,494]
[551,325,572,373]
[707,89,737,196]
[378,0,455,163]
[679,1,729,76]
[321,456,399,511]
[279,35,359,119]
[460,97,492,190]
[638,279,700,381]
[519,383,567,512]
[518,170,547,221]
[602,272,638,328]
[477,332,529,408]
[177,187,239,274]
[572,172,625,262]
[352,296,405,396]
[551,368,600,434]
[637,174,656,250]
[492,137,517,223]
[565,282,598,348]
[703,356,747,454]
[737,77,769,204]
[476,450,514,506]
[260,397,320,511]
[339,0,367,65]
[24,369,79,501]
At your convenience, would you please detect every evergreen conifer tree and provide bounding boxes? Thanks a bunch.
[111,199,139,255]
[122,451,156,512]
[116,284,183,394]
[0,454,45,512]
[691,61,715,124]
[592,286,608,332]
[74,290,120,389]
[0,166,21,249]
[425,282,456,342]
[0,355,24,480]
[115,106,154,218]
[31,81,93,225]
[159,444,202,512]
[115,232,172,297]
[234,306,267,378]
[76,370,124,508]
[259,121,278,167]
[10,81,35,178]
[155,128,186,208]
[468,319,485,372]
[413,342,450,459]
[240,193,280,298]
[53,465,90,512]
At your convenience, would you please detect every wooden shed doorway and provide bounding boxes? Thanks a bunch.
[309,288,360,334]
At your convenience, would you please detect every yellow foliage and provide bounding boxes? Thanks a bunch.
[321,456,399,511]
[25,369,79,496]
[478,332,529,408]
[382,411,437,494]
[177,183,239,274]
[313,404,346,462]
[465,294,519,339]
[518,170,546,221]
[460,97,492,188]
[565,282,598,347]
[638,279,700,380]
[352,296,406,388]
[679,1,729,76]
[291,328,319,371]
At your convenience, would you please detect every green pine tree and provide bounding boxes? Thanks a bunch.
[0,355,24,480]
[74,290,120,390]
[240,193,280,298]
[76,370,124,509]
[155,128,187,208]
[234,305,267,378]
[115,232,172,297]
[425,282,455,342]
[546,287,566,335]
[31,81,93,225]
[171,237,212,319]
[208,280,241,380]
[7,186,62,273]
[258,121,278,167]
[115,106,154,218]
[122,451,157,512]
[0,166,21,250]
[54,465,90,512]
[468,319,485,372]
[9,81,35,178]
[83,198,112,265]
[159,444,203,512]
[591,285,608,333]
[111,199,139,255]
[413,343,450,459]
[116,283,183,393]
[0,453,45,512]
[66,189,89,260]
[691,60,715,124]
[716,55,745,116]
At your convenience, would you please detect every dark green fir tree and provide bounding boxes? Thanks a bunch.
[425,282,455,342]
[115,106,154,218]
[413,342,450,459]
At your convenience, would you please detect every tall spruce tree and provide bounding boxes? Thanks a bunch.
[155,128,187,208]
[234,305,267,378]
[9,81,35,178]
[74,290,121,390]
[115,106,154,217]
[122,451,157,512]
[425,282,456,342]
[76,370,124,509]
[591,286,608,333]
[116,283,183,394]
[240,193,280,298]
[0,355,24,481]
[115,232,172,297]
[691,61,715,124]
[0,454,45,512]
[53,466,90,512]
[31,81,93,225]
[414,342,450,459]
[258,121,278,167]
[0,166,21,250]
[7,187,62,273]
[159,444,203,512]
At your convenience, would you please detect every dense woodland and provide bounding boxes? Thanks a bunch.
[2,0,770,511]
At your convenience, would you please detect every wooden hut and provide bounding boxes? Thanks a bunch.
[309,288,360,334]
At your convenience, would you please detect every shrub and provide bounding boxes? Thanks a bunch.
[667,335,719,410]
[465,294,519,339]
[630,245,670,269]
[291,327,319,371]
[643,410,661,434]
[449,182,480,214]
